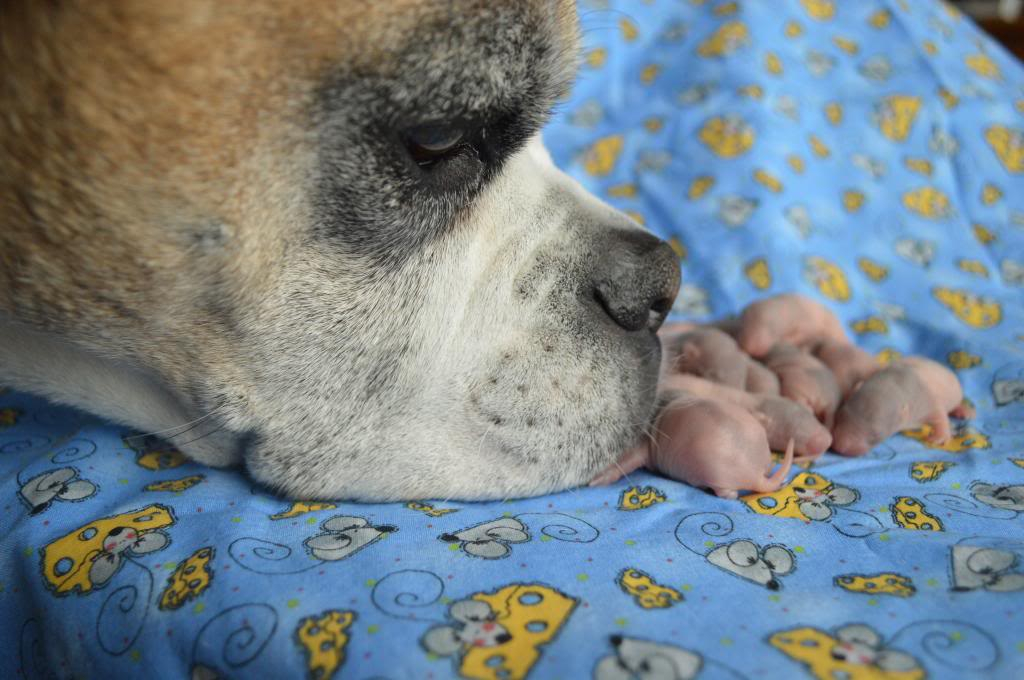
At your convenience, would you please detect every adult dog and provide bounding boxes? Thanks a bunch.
[0,1,680,500]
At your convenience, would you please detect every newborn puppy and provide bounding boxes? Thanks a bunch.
[812,338,880,397]
[659,373,831,459]
[832,357,971,456]
[592,393,794,500]
[729,293,849,357]
[663,326,780,394]
[762,344,842,427]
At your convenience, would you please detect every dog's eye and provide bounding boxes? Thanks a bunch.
[404,124,470,167]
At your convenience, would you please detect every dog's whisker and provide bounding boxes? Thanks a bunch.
[124,407,224,444]
[169,422,227,449]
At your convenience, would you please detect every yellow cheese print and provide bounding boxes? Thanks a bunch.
[753,168,784,193]
[787,154,806,173]
[909,461,954,483]
[981,184,1002,204]
[619,486,667,511]
[937,87,959,110]
[639,64,661,85]
[133,445,187,471]
[868,8,892,29]
[972,223,997,245]
[985,124,1024,173]
[765,51,784,75]
[785,21,804,38]
[42,504,174,595]
[933,287,1002,329]
[902,186,953,219]
[462,584,577,680]
[738,84,764,99]
[835,573,916,598]
[745,257,771,290]
[582,135,624,177]
[296,610,354,680]
[1011,459,1024,469]
[842,190,865,213]
[947,350,981,369]
[956,258,989,277]
[159,546,214,611]
[668,236,688,261]
[688,175,715,200]
[965,53,1001,79]
[801,0,835,21]
[643,117,664,134]
[903,157,932,176]
[697,21,750,58]
[406,501,459,518]
[922,40,939,56]
[824,102,843,125]
[874,96,921,142]
[619,17,639,42]
[0,407,21,427]
[617,568,683,609]
[714,1,739,16]
[876,348,902,366]
[771,627,924,680]
[851,317,889,335]
[698,116,755,158]
[803,256,850,302]
[890,496,943,531]
[902,424,990,452]
[832,36,859,55]
[808,134,831,158]
[607,183,638,198]
[144,475,204,492]
[857,258,889,282]
[585,48,607,69]
[270,501,338,520]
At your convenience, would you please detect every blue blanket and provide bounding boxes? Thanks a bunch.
[3,1,1024,678]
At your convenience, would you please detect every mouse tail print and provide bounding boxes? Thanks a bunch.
[755,438,794,493]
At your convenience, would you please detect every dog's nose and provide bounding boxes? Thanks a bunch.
[592,230,681,332]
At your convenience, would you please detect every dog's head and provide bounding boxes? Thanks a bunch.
[0,1,679,500]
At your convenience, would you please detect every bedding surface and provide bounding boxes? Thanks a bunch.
[3,0,1024,678]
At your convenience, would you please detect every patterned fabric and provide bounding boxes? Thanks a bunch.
[3,0,1024,678]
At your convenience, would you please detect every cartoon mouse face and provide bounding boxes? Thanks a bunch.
[19,467,97,515]
[951,546,1024,593]
[439,517,529,559]
[792,479,857,521]
[88,527,170,587]
[304,516,396,561]
[422,599,513,657]
[707,540,795,590]
[593,635,702,680]
[828,624,918,672]
[971,483,1024,513]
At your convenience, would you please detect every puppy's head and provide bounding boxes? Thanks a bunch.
[0,1,679,500]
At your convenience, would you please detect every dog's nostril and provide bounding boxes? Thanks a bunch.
[590,231,680,333]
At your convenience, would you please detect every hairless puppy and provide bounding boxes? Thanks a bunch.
[590,393,795,500]
[832,357,973,456]
[762,344,842,427]
[719,293,850,357]
[663,326,780,394]
[811,338,881,397]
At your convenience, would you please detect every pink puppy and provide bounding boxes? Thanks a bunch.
[812,338,880,397]
[663,326,780,394]
[832,356,972,456]
[729,293,849,358]
[762,344,842,427]
[592,393,794,499]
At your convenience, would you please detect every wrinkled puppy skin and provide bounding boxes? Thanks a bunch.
[763,344,842,427]
[663,326,754,390]
[591,393,794,500]
[731,293,849,358]
[832,357,971,456]
[812,338,880,397]
[659,374,831,459]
